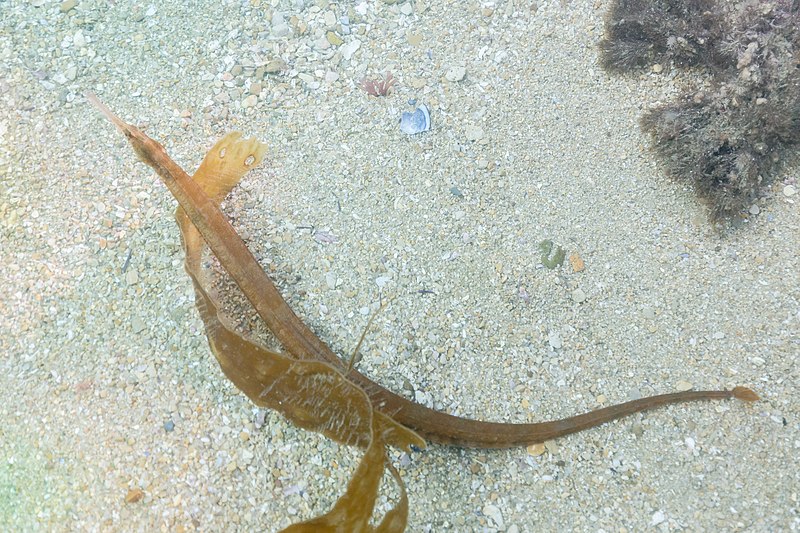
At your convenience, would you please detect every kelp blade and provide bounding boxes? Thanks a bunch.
[178,132,418,530]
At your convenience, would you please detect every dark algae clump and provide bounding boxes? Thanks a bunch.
[600,0,800,221]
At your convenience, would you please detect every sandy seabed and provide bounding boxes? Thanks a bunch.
[1,1,798,531]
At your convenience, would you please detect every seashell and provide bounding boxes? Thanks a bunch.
[400,104,431,135]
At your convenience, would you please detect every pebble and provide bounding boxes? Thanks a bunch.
[131,316,146,334]
[163,420,175,432]
[73,30,86,49]
[651,510,666,526]
[264,58,287,73]
[326,31,344,46]
[571,288,586,303]
[60,0,76,13]
[340,39,361,60]
[407,32,423,46]
[749,204,760,215]
[569,253,585,272]
[784,184,797,197]
[527,443,546,456]
[675,380,693,392]
[125,270,139,285]
[271,12,290,37]
[547,330,562,349]
[445,66,466,82]
[242,94,258,108]
[125,488,144,504]
[483,504,504,529]
[464,125,484,142]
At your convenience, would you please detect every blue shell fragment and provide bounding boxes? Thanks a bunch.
[400,104,431,135]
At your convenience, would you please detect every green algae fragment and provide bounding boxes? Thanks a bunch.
[539,239,565,269]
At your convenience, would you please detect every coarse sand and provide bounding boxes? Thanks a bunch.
[1,1,798,531]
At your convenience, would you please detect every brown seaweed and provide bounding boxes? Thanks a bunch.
[88,93,759,529]
[599,0,800,220]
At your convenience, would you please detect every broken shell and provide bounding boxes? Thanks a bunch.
[400,104,431,135]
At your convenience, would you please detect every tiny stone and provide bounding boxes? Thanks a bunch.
[326,31,343,46]
[407,32,423,46]
[125,488,144,504]
[323,10,336,27]
[264,59,286,73]
[783,184,796,197]
[271,12,289,37]
[547,330,562,349]
[675,380,693,392]
[465,125,484,142]
[652,63,663,73]
[527,443,546,456]
[483,504,504,529]
[596,394,607,404]
[163,420,175,432]
[749,204,760,215]
[249,82,262,95]
[242,94,258,108]
[450,186,464,198]
[231,64,243,77]
[65,65,78,81]
[571,288,586,303]
[130,316,146,334]
[651,510,666,526]
[73,30,86,49]
[340,39,361,60]
[445,66,466,82]
[569,253,585,272]
[125,270,139,285]
[60,0,76,13]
